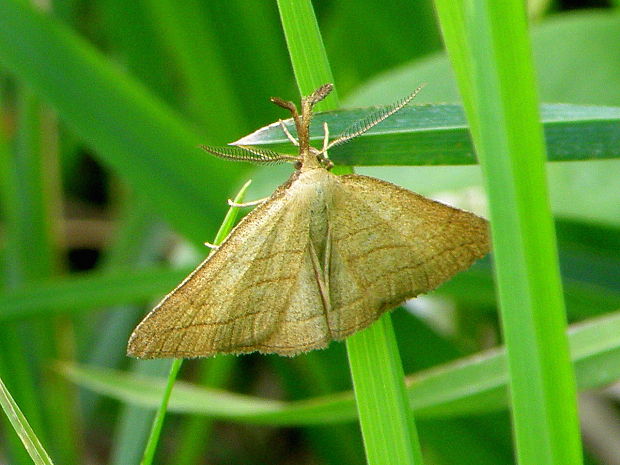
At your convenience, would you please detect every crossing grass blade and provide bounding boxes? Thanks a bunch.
[235,103,620,166]
[58,308,620,424]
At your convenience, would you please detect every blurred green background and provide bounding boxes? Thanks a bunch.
[0,0,619,464]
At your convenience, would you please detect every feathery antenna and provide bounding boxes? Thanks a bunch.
[307,83,334,106]
[326,83,425,151]
[200,145,297,165]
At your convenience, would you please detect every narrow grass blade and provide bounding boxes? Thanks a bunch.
[0,375,54,465]
[173,355,237,465]
[139,359,182,465]
[1,85,81,463]
[12,87,79,465]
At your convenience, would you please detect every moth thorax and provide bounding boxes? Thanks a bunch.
[302,170,334,268]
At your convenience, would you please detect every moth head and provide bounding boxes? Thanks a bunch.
[202,84,336,171]
[270,84,334,170]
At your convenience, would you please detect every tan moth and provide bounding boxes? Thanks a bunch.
[128,84,490,358]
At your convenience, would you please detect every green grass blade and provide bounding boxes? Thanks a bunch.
[139,359,182,465]
[109,360,171,465]
[236,103,620,166]
[347,317,424,464]
[10,89,58,284]
[276,2,422,463]
[0,0,244,246]
[0,375,54,465]
[173,355,238,465]
[58,308,620,424]
[434,1,583,464]
[276,0,337,108]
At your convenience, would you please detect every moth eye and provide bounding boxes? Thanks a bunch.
[294,161,303,170]
[316,154,333,170]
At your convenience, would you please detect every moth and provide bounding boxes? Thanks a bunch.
[128,83,490,358]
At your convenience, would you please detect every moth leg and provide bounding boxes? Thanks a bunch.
[308,240,333,339]
[317,122,334,169]
[227,197,268,208]
[323,224,332,300]
[203,241,220,250]
[278,119,299,146]
[321,122,330,152]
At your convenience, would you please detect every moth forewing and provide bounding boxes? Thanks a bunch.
[127,178,305,358]
[128,83,490,359]
[315,172,489,340]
